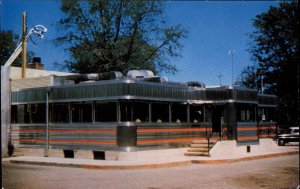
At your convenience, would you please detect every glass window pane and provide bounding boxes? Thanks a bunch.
[237,104,255,122]
[11,105,18,124]
[172,104,187,123]
[190,105,204,123]
[95,102,117,122]
[71,102,92,123]
[120,102,133,122]
[14,104,30,123]
[31,104,46,123]
[133,102,149,122]
[51,103,69,123]
[151,103,169,123]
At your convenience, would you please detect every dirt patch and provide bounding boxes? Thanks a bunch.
[228,167,299,189]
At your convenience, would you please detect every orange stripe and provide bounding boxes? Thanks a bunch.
[259,134,276,137]
[11,129,116,133]
[258,126,276,130]
[11,139,45,143]
[137,137,206,145]
[137,128,211,133]
[237,127,257,131]
[49,139,116,145]
[49,129,116,133]
[237,136,258,140]
[11,129,45,133]
[12,139,116,145]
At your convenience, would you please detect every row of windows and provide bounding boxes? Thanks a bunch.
[236,104,255,122]
[11,101,206,124]
[236,104,276,122]
[257,107,275,122]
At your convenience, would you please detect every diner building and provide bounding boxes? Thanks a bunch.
[8,70,277,159]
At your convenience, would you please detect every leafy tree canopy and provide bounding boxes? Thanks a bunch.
[0,30,35,66]
[238,1,299,125]
[0,30,19,65]
[55,0,187,75]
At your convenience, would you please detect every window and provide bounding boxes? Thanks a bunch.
[257,107,276,122]
[237,104,255,122]
[120,101,149,122]
[133,102,149,122]
[11,104,46,124]
[95,102,117,122]
[151,103,169,123]
[172,103,187,123]
[71,102,92,123]
[51,103,69,123]
[31,104,46,123]
[190,105,204,123]
[11,105,18,124]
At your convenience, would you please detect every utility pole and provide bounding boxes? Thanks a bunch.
[261,74,264,94]
[257,69,264,94]
[217,73,224,86]
[228,50,236,86]
[2,12,47,157]
[21,11,27,78]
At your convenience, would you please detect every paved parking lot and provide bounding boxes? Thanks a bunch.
[2,154,299,189]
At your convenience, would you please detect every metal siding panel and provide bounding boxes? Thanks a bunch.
[136,125,210,146]
[236,122,258,142]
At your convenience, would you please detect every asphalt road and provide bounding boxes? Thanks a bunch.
[2,154,299,189]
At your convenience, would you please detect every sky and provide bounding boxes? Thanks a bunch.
[1,0,279,86]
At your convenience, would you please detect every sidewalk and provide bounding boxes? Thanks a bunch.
[2,142,299,170]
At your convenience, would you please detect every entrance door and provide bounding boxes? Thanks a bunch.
[212,106,223,133]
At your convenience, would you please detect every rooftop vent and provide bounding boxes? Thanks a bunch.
[142,76,168,83]
[187,81,206,89]
[127,70,154,78]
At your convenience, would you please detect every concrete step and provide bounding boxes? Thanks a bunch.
[192,140,216,145]
[192,139,218,144]
[192,140,209,144]
[184,152,209,156]
[185,139,217,156]
[187,148,211,152]
[190,143,215,148]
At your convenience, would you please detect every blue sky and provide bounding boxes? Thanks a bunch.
[1,0,279,86]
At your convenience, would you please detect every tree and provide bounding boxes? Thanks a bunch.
[55,0,187,75]
[0,30,19,65]
[0,30,35,66]
[238,1,299,125]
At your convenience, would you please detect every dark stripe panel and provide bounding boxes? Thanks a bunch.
[136,125,211,146]
[237,136,258,141]
[137,137,207,145]
[237,123,258,142]
[237,130,257,136]
[10,124,118,150]
[258,124,277,139]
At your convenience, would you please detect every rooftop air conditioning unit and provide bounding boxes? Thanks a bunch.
[127,70,154,78]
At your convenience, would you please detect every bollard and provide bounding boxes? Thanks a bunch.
[247,146,251,153]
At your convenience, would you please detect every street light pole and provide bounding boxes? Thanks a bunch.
[1,16,47,157]
[22,11,27,78]
[228,50,236,86]
[217,73,224,86]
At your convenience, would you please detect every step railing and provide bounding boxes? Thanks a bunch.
[207,133,213,156]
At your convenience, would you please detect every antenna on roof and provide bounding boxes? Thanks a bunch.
[217,72,224,86]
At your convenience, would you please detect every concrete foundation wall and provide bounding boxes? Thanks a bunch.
[115,148,188,161]
[11,147,188,161]
[9,139,285,161]
[209,139,281,158]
